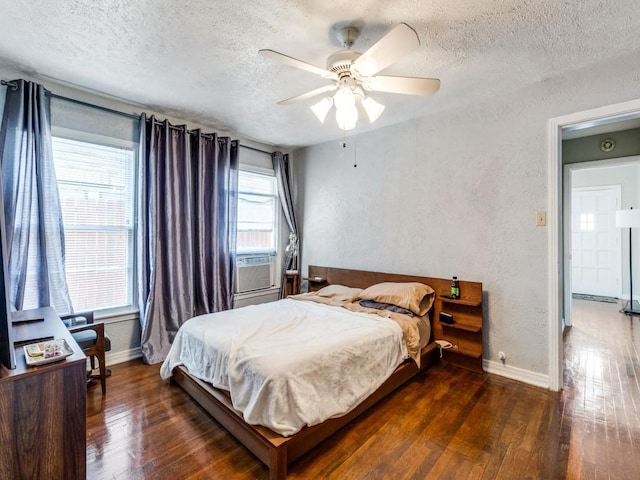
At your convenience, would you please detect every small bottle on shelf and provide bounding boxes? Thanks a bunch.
[451,276,460,299]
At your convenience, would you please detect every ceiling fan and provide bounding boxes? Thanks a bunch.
[259,23,440,131]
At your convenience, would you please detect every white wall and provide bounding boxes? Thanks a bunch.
[294,52,640,385]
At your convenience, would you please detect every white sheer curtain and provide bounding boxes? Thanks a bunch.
[273,152,298,299]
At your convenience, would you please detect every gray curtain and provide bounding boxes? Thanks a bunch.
[138,114,238,364]
[192,131,238,315]
[273,152,298,298]
[0,79,72,313]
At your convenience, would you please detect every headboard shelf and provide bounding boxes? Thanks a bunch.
[440,297,481,307]
[303,276,327,284]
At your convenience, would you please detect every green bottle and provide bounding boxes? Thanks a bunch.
[451,276,460,299]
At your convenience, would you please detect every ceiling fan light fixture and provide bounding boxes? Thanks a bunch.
[361,96,385,123]
[336,104,358,131]
[333,86,356,110]
[310,97,332,123]
[261,23,438,132]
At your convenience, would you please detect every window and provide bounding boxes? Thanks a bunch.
[580,213,595,231]
[236,170,277,255]
[51,136,136,313]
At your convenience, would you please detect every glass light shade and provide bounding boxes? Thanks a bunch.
[336,104,358,131]
[310,97,332,123]
[333,86,355,109]
[361,96,385,123]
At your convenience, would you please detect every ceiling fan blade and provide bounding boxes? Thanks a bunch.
[364,75,440,96]
[352,23,421,78]
[259,49,338,80]
[277,84,337,105]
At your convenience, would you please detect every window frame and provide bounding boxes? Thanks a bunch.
[236,164,284,290]
[236,166,279,257]
[51,126,139,317]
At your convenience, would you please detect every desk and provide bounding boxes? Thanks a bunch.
[0,307,86,479]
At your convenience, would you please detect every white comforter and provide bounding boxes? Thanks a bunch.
[160,298,408,436]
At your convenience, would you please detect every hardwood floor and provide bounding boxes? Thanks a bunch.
[87,300,640,479]
[562,299,640,479]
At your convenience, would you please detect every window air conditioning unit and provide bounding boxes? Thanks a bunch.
[236,255,273,293]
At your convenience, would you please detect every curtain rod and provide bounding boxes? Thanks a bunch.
[240,144,273,156]
[2,79,140,120]
[2,79,274,154]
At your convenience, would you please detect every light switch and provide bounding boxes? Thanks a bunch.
[536,211,547,226]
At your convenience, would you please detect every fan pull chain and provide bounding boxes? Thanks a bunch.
[339,132,358,167]
[353,137,357,168]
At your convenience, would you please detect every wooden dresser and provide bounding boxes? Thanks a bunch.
[0,306,86,479]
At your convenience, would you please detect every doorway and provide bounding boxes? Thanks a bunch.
[562,162,638,328]
[548,98,640,391]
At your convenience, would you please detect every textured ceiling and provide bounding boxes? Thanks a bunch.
[0,0,639,148]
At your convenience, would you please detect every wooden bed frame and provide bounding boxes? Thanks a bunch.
[170,265,483,479]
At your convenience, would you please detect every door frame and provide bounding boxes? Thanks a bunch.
[548,97,640,391]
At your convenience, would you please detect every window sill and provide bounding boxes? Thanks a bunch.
[95,309,139,325]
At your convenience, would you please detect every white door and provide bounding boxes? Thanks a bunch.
[571,186,621,297]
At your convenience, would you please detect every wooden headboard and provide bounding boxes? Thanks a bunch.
[306,265,484,372]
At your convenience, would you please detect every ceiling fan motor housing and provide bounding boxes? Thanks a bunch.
[326,50,362,79]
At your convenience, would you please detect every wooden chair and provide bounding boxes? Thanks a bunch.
[61,311,111,395]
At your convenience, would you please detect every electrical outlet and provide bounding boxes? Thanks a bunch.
[499,351,506,361]
[536,211,546,226]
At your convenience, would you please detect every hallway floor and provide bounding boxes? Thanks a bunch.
[563,299,640,478]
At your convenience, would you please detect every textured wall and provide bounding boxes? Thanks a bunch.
[295,52,640,380]
[104,314,141,363]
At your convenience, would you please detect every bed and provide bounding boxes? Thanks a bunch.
[162,265,482,479]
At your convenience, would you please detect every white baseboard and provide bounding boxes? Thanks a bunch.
[106,347,142,366]
[483,359,550,389]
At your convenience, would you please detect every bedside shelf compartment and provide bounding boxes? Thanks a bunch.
[439,303,482,332]
[452,345,482,358]
[442,322,481,333]
[434,281,483,373]
[441,349,483,372]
